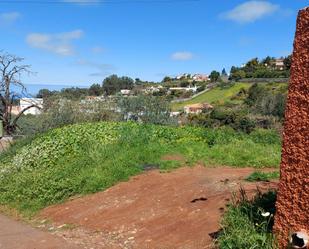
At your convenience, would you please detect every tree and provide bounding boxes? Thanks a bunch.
[209,71,220,82]
[261,56,275,67]
[135,78,142,85]
[162,76,172,83]
[37,89,54,99]
[245,83,267,107]
[220,68,229,83]
[283,55,292,70]
[221,68,228,76]
[0,51,40,135]
[117,95,174,125]
[245,58,259,69]
[60,87,88,100]
[230,69,246,81]
[88,83,103,96]
[102,74,134,95]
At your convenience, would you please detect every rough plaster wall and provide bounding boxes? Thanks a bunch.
[274,7,309,248]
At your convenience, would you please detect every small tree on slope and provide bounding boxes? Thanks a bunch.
[0,51,39,135]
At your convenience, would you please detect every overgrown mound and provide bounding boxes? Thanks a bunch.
[0,122,281,214]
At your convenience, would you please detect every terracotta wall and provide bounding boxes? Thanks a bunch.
[274,7,309,248]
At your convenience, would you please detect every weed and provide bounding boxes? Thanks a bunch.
[246,171,280,182]
[218,189,278,249]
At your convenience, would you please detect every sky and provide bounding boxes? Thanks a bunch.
[0,0,308,86]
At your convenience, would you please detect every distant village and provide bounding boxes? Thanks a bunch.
[13,73,214,118]
[11,56,290,119]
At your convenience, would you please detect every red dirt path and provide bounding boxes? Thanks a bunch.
[0,213,79,249]
[40,166,278,249]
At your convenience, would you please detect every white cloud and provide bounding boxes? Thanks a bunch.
[0,12,21,26]
[171,51,194,61]
[220,1,279,24]
[26,30,84,56]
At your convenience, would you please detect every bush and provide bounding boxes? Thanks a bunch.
[245,84,287,119]
[190,106,257,133]
[117,95,176,125]
[210,107,237,125]
[232,116,256,134]
[16,98,120,136]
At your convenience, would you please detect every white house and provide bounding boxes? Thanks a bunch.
[170,111,181,117]
[169,85,199,93]
[192,74,209,82]
[143,85,163,94]
[274,58,285,70]
[19,98,43,115]
[120,89,131,96]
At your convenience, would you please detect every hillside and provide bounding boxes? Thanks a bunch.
[0,122,281,214]
[171,83,252,111]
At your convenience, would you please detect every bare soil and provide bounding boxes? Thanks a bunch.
[0,213,79,249]
[39,166,278,249]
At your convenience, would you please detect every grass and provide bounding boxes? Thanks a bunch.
[246,171,280,182]
[218,189,278,249]
[171,83,252,111]
[0,122,281,215]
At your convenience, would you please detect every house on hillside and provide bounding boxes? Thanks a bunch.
[143,85,164,94]
[192,74,209,82]
[274,58,285,70]
[169,85,199,93]
[120,89,131,96]
[20,98,43,115]
[184,103,213,114]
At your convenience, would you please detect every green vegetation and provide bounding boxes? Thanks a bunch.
[172,83,251,110]
[186,82,288,133]
[0,122,281,215]
[218,190,277,249]
[209,70,220,82]
[102,74,134,95]
[16,98,120,136]
[37,74,143,99]
[117,95,175,125]
[246,171,280,182]
[246,83,287,119]
[230,56,291,81]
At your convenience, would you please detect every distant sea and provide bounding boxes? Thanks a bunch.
[21,84,89,96]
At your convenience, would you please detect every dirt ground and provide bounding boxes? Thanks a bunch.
[0,213,79,249]
[39,165,278,249]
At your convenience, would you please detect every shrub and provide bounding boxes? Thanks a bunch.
[17,98,120,136]
[117,95,176,125]
[245,84,287,119]
[232,116,256,134]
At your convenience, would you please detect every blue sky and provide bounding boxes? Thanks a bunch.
[0,0,307,86]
